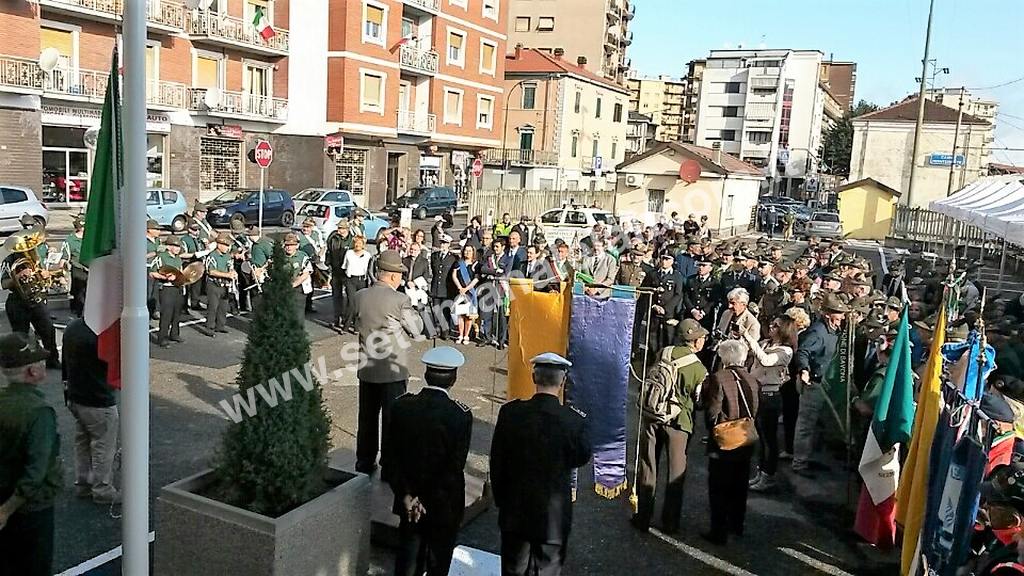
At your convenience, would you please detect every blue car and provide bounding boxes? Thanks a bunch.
[146,188,189,232]
[206,188,295,228]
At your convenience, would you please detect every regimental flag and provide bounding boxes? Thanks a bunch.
[822,317,854,437]
[854,306,916,547]
[896,304,947,575]
[80,49,123,389]
[252,6,275,41]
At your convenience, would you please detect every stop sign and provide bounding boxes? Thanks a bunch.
[471,158,484,178]
[253,140,273,168]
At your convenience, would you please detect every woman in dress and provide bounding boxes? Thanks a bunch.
[743,315,797,492]
[451,244,479,344]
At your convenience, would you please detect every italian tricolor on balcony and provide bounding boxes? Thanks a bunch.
[252,6,276,41]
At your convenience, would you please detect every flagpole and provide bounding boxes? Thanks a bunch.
[122,0,151,574]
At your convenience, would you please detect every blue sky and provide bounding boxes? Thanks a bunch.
[629,0,1024,163]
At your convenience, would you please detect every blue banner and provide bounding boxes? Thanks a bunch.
[941,331,996,401]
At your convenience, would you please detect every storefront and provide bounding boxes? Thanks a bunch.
[419,154,442,187]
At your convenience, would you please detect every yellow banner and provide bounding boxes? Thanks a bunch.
[507,279,571,401]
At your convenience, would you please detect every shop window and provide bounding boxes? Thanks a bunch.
[147,134,165,188]
[335,148,367,197]
[199,137,241,200]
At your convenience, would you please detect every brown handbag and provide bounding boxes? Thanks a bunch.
[711,371,759,451]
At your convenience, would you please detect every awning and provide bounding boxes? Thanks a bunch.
[930,175,1024,245]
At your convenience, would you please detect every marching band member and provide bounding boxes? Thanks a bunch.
[282,233,314,320]
[152,236,186,347]
[180,222,212,312]
[297,218,326,313]
[60,216,87,317]
[200,233,236,338]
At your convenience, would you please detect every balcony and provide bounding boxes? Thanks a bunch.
[33,0,186,33]
[189,10,289,56]
[399,45,439,76]
[397,110,436,134]
[43,66,108,102]
[745,102,775,122]
[606,1,620,22]
[481,148,558,167]
[188,87,288,123]
[401,0,439,14]
[147,79,188,109]
[749,76,778,91]
[624,3,635,20]
[0,56,43,94]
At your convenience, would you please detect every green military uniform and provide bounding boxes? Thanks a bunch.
[283,247,312,318]
[62,233,87,316]
[298,229,324,255]
[155,250,185,345]
[35,242,49,263]
[285,251,311,284]
[180,234,208,310]
[249,238,273,268]
[204,249,234,333]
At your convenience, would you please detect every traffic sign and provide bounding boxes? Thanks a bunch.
[471,158,484,178]
[253,140,273,168]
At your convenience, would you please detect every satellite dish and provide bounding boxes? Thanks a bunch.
[83,127,100,151]
[39,48,61,73]
[203,87,222,109]
[679,159,701,184]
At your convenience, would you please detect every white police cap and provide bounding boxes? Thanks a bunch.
[421,346,465,371]
[530,352,572,369]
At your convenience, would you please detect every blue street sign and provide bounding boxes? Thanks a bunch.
[927,153,966,167]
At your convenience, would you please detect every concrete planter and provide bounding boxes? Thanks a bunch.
[155,465,370,576]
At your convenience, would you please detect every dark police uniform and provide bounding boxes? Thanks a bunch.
[203,244,234,334]
[651,262,685,353]
[383,347,472,576]
[685,270,720,332]
[154,247,185,346]
[490,353,591,576]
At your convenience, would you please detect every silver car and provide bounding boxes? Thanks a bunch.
[292,188,356,216]
[0,185,48,234]
[802,211,843,239]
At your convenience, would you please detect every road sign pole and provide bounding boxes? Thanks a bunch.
[258,167,265,235]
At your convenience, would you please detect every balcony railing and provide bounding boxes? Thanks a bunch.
[397,110,436,134]
[34,0,186,31]
[189,10,289,54]
[148,0,186,30]
[147,79,188,109]
[750,77,779,90]
[0,56,43,92]
[44,66,108,101]
[481,148,558,166]
[399,45,439,76]
[401,0,439,12]
[189,87,288,122]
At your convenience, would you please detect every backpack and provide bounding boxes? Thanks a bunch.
[639,347,701,424]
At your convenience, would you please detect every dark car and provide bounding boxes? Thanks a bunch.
[205,188,295,228]
[387,186,457,220]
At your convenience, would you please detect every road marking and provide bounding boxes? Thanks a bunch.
[55,531,156,576]
[649,528,758,576]
[777,547,854,576]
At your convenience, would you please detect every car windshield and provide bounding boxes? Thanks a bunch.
[294,189,323,202]
[321,191,351,203]
[213,190,248,202]
[593,213,618,225]
[299,204,325,216]
[812,213,840,223]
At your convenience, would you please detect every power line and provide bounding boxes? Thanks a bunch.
[970,74,1024,91]
[997,112,1024,123]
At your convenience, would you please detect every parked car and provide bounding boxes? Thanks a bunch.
[296,202,389,244]
[206,189,295,228]
[146,188,189,232]
[292,188,357,216]
[387,186,457,220]
[537,207,618,246]
[801,211,844,239]
[0,185,48,234]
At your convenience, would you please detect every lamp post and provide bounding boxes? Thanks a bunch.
[500,79,530,190]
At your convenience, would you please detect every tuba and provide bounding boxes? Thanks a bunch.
[0,224,61,304]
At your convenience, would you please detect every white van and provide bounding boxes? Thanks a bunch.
[536,207,617,246]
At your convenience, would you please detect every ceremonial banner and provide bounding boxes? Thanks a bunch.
[507,279,571,400]
[567,293,634,498]
[941,331,996,401]
[822,317,854,438]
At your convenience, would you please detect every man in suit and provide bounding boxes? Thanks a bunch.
[384,346,472,576]
[580,237,618,295]
[491,353,591,576]
[353,251,424,474]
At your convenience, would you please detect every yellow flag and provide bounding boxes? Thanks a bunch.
[895,305,946,575]
[507,279,571,400]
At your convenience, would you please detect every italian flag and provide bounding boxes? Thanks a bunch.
[252,6,275,41]
[854,306,916,547]
[80,50,123,390]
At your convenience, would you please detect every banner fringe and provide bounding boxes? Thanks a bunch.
[594,480,628,500]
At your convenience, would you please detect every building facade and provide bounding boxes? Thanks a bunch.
[818,60,856,110]
[481,47,628,191]
[626,74,684,142]
[681,58,704,143]
[505,0,633,85]
[849,97,990,208]
[625,110,655,158]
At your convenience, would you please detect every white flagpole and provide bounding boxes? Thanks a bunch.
[122,0,151,573]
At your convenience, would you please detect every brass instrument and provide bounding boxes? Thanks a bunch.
[0,224,63,304]
[157,262,206,287]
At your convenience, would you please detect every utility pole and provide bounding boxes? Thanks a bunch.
[907,0,936,207]
[946,87,965,197]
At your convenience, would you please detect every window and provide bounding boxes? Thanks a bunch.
[146,190,160,206]
[541,210,564,224]
[363,2,386,46]
[518,130,533,150]
[723,105,740,117]
[648,189,665,212]
[193,53,223,89]
[611,141,618,160]
[521,83,537,109]
[483,0,498,20]
[721,129,736,141]
[613,102,623,122]
[537,16,554,31]
[401,17,416,41]
[725,82,742,94]
[444,88,463,125]
[161,190,177,204]
[591,138,599,157]
[514,16,530,32]
[566,211,587,225]
[447,29,465,67]
[480,40,497,76]
[267,191,284,203]
[1,187,28,204]
[359,70,386,114]
[574,91,581,113]
[477,95,495,129]
[747,131,771,145]
[595,96,602,118]
[571,134,579,157]
[449,0,467,7]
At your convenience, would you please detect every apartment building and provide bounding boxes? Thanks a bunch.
[506,0,633,85]
[626,74,684,142]
[694,49,826,197]
[0,0,332,206]
[818,60,856,110]
[480,47,629,191]
[326,0,507,206]
[682,58,704,143]
[625,110,655,158]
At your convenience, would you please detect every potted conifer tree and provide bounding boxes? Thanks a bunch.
[155,241,370,576]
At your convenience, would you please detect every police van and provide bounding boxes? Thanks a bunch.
[537,206,618,246]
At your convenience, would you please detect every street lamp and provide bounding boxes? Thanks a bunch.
[500,79,531,190]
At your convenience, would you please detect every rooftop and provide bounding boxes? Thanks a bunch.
[617,141,765,177]
[855,96,990,126]
[505,47,629,94]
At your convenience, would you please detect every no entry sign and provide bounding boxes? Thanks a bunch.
[253,140,273,168]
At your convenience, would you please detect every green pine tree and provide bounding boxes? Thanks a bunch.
[214,240,332,517]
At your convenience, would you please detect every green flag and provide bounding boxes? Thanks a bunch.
[821,317,855,438]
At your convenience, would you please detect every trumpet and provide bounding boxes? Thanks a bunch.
[0,224,63,304]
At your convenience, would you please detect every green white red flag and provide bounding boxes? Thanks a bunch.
[252,7,275,40]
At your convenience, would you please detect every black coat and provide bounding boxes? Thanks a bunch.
[490,394,591,542]
[325,231,353,272]
[383,388,472,529]
[653,268,686,319]
[430,252,458,298]
[685,273,720,328]
[403,254,431,284]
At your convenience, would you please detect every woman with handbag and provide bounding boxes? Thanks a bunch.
[451,244,479,345]
[743,316,797,492]
[701,339,760,546]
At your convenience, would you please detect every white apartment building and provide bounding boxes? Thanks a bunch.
[694,49,826,197]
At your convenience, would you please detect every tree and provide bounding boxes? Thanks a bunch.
[214,240,332,517]
[822,100,880,178]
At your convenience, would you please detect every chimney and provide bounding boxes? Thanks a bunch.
[711,142,722,165]
[515,43,523,60]
[553,47,565,60]
[577,56,587,67]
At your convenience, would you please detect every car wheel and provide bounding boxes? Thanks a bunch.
[280,210,295,227]
[171,215,187,232]
[416,207,428,220]
[230,213,246,228]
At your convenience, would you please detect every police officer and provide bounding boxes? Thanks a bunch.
[61,216,87,316]
[491,352,591,576]
[383,346,473,576]
[145,219,163,317]
[282,233,313,318]
[152,236,186,347]
[720,251,747,296]
[685,257,719,331]
[651,253,685,354]
[0,333,62,576]
[200,233,235,337]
